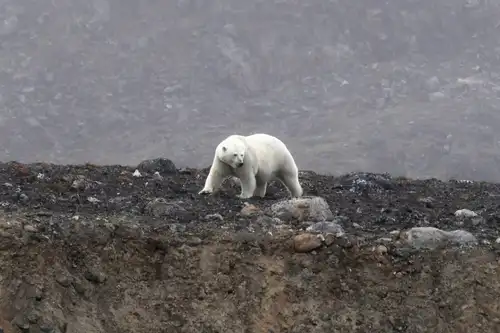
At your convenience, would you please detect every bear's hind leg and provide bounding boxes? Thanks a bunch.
[253,178,268,198]
[277,170,303,198]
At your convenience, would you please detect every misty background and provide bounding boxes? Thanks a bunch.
[1,0,500,180]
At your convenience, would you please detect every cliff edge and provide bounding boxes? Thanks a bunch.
[0,159,499,332]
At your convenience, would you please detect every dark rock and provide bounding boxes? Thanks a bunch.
[39,325,60,333]
[335,235,357,249]
[13,315,30,332]
[26,309,41,324]
[137,158,177,175]
[114,224,143,240]
[19,193,29,203]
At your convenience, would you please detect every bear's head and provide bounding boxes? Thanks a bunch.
[217,137,246,169]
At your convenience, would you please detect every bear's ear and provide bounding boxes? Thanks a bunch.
[222,146,227,152]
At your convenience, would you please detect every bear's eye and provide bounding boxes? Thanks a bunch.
[233,153,238,157]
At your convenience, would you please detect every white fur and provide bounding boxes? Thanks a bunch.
[199,133,303,199]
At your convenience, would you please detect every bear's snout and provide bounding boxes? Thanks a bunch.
[236,162,244,168]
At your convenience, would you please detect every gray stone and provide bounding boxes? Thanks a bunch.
[454,209,478,217]
[401,226,477,249]
[454,209,485,227]
[306,221,345,236]
[270,196,333,222]
[447,230,477,244]
[71,175,90,190]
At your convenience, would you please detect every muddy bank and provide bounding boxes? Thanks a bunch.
[1,159,500,333]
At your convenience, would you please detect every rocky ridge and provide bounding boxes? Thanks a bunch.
[1,158,500,332]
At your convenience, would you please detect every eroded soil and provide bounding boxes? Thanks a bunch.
[1,159,500,333]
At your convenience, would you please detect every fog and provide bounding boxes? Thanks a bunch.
[1,0,500,181]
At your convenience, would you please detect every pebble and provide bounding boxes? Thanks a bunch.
[13,316,29,331]
[72,280,89,295]
[454,209,478,218]
[187,237,202,246]
[152,171,163,180]
[84,269,107,284]
[145,198,186,217]
[418,196,434,204]
[205,213,224,221]
[376,237,393,243]
[87,196,100,203]
[375,245,388,254]
[19,193,29,203]
[55,274,72,287]
[71,176,88,190]
[240,203,261,217]
[23,225,37,232]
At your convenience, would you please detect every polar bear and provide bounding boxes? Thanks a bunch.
[198,133,303,199]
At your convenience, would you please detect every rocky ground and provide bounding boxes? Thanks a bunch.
[1,158,500,333]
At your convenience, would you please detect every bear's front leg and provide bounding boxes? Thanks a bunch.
[199,159,227,195]
[199,172,224,194]
[238,174,256,199]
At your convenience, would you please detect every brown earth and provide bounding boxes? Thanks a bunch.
[1,159,500,333]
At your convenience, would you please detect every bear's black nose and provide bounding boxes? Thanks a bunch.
[236,162,244,168]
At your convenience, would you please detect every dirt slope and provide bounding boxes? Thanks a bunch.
[1,159,500,333]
